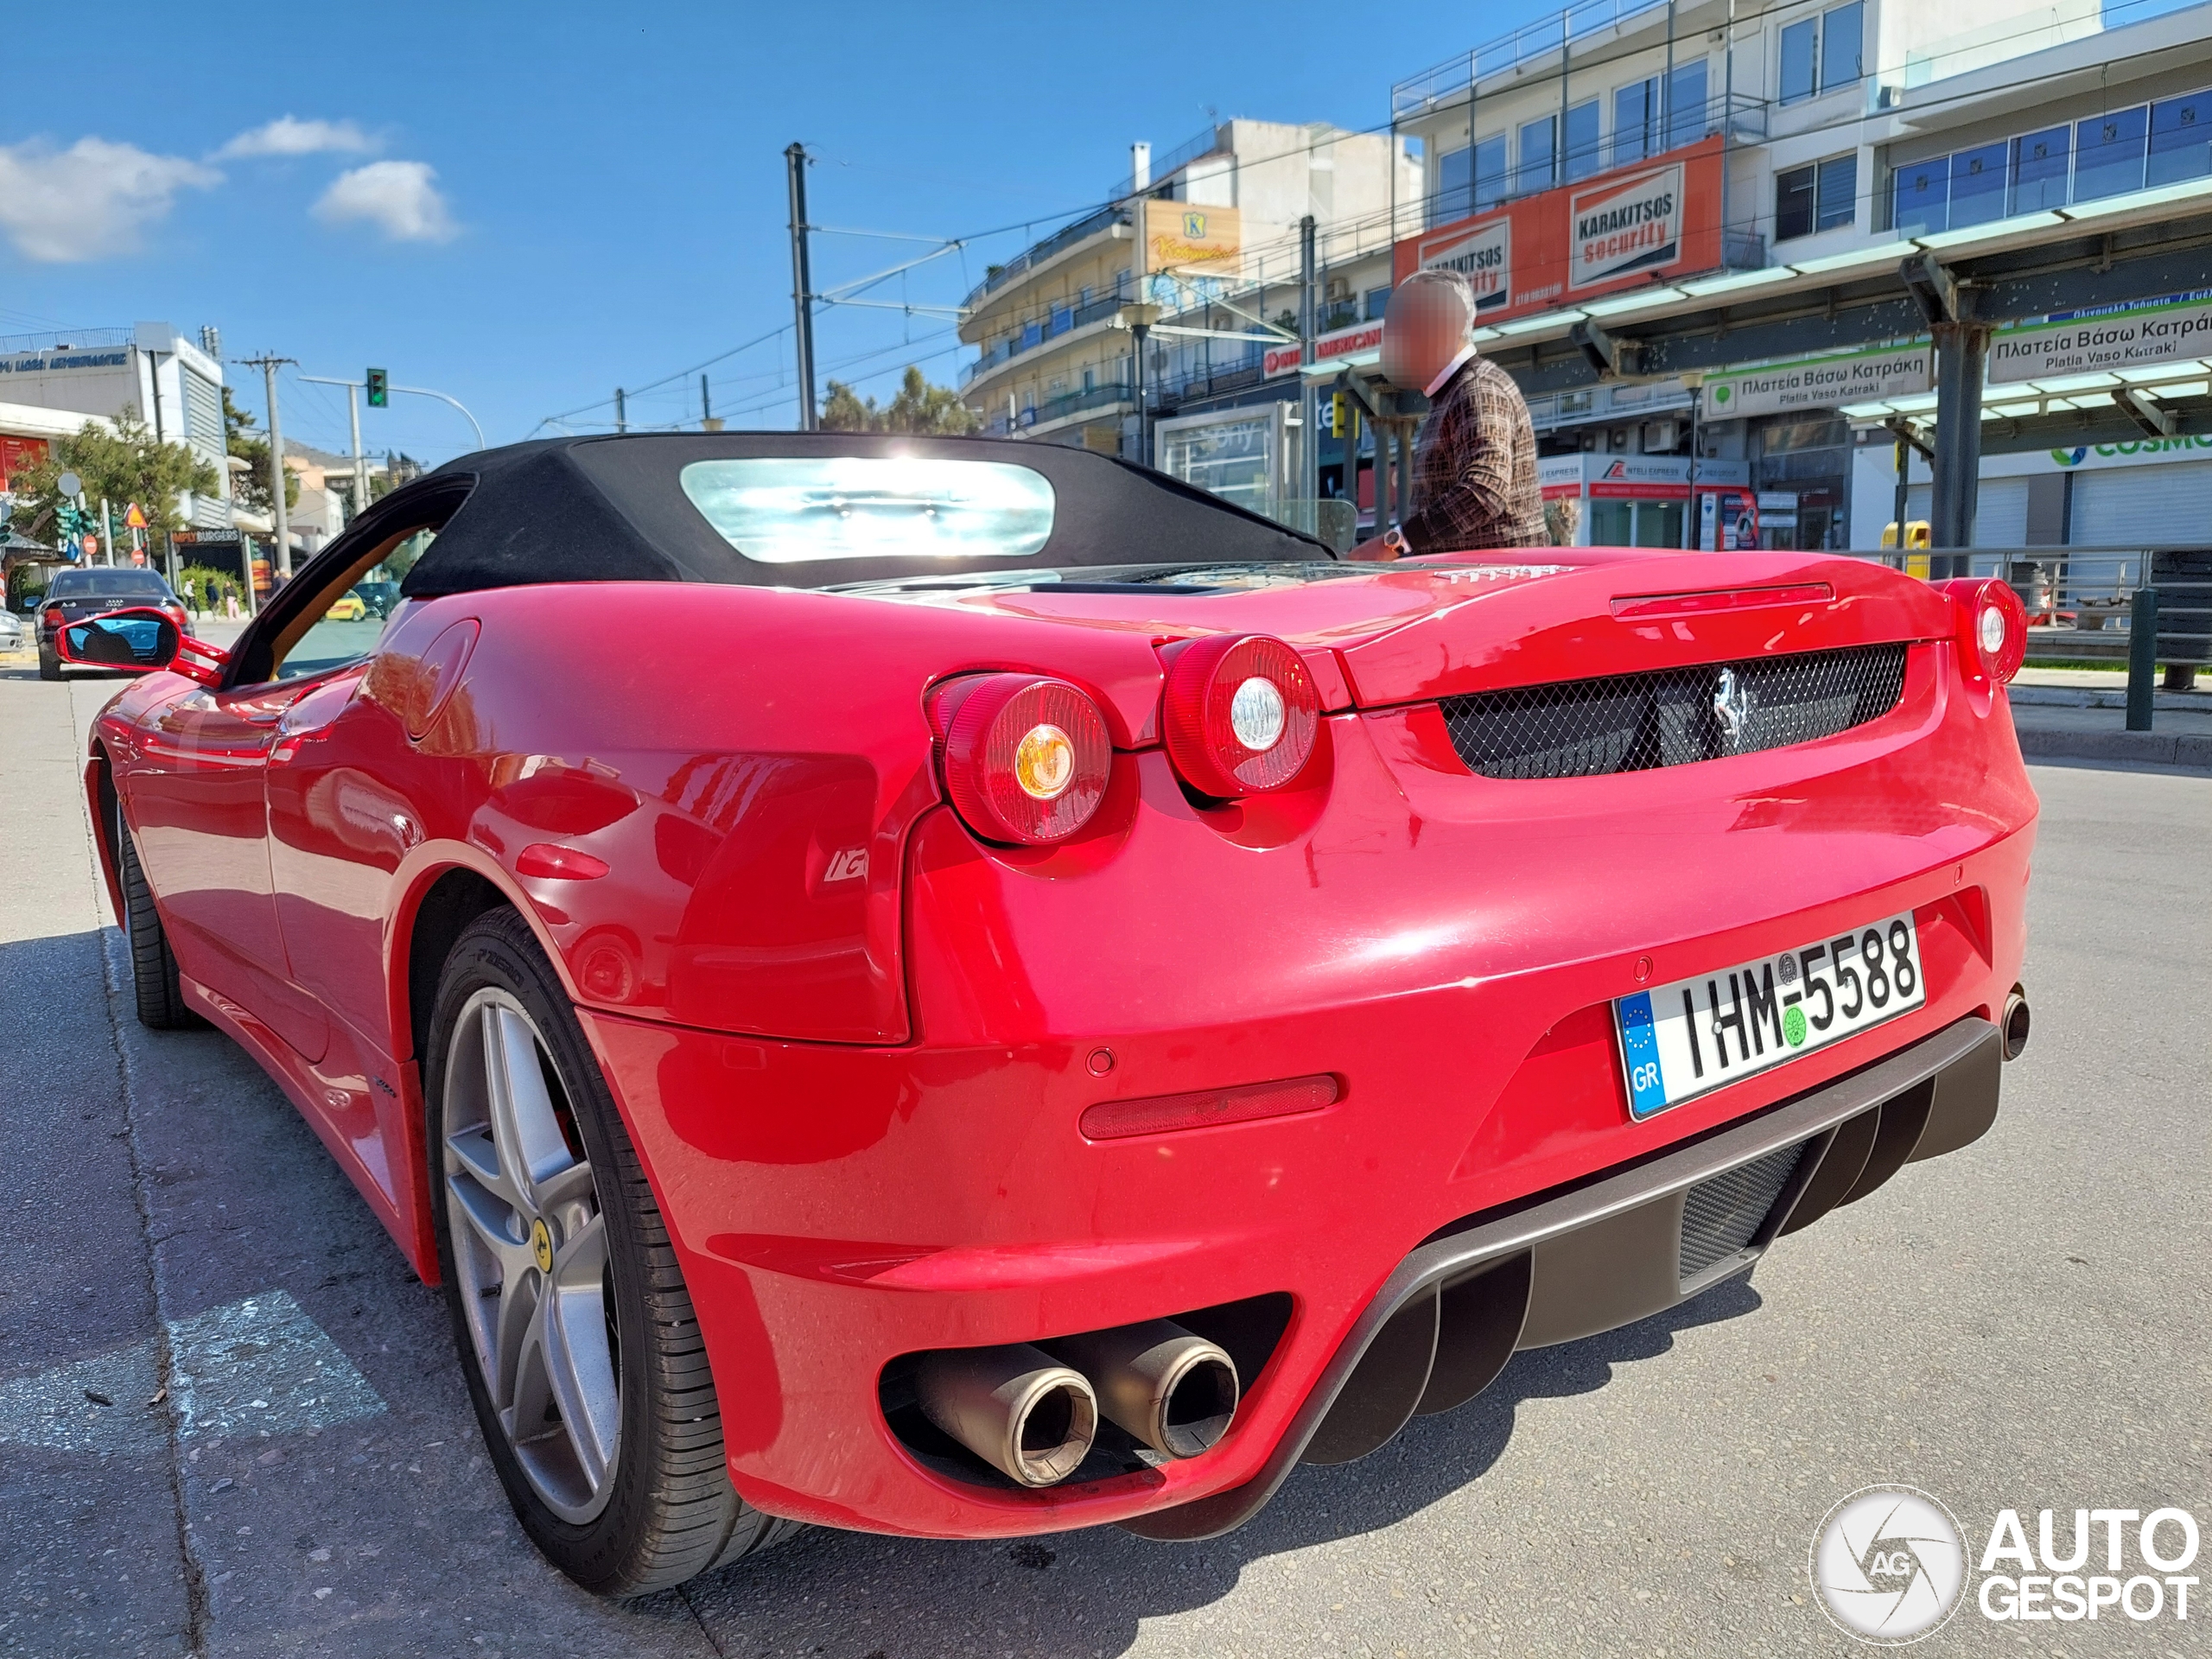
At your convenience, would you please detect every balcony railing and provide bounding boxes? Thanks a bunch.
[1109,122,1232,201]
[961,277,1137,387]
[962,205,1133,313]
[1393,0,1672,118]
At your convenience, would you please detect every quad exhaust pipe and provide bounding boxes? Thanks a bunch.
[1050,1320,1240,1460]
[912,1319,1240,1487]
[2002,986,2031,1061]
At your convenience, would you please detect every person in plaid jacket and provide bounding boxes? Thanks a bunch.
[1348,268,1545,559]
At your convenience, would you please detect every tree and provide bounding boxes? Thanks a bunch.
[224,386,297,514]
[8,411,219,545]
[818,366,980,436]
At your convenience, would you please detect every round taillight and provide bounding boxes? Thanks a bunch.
[940,674,1112,845]
[1162,634,1320,798]
[1936,576,2027,684]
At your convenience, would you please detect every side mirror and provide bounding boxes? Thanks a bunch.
[54,607,231,686]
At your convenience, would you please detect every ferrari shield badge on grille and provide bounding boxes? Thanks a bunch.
[1713,665,1751,742]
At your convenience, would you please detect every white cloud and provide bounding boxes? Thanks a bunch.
[312,161,457,243]
[0,137,219,262]
[217,116,375,160]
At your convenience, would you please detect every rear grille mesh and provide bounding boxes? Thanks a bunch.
[1679,1143,1805,1285]
[1440,644,1908,780]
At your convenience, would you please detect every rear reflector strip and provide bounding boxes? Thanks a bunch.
[1080,1074,1338,1141]
[1609,582,1833,620]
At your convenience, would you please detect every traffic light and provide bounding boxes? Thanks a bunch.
[1327,392,1357,441]
[365,367,389,409]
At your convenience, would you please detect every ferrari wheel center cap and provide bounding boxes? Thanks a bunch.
[529,1217,554,1274]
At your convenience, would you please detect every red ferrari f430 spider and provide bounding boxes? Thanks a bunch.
[74,434,2036,1594]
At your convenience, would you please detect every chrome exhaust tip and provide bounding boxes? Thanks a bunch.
[2001,986,2031,1061]
[1052,1319,1239,1459]
[913,1344,1097,1488]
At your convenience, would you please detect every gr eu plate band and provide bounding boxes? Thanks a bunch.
[1120,1014,1998,1542]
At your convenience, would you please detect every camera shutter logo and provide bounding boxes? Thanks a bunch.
[1810,1486,1968,1644]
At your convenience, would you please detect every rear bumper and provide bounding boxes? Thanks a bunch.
[1123,1013,2000,1539]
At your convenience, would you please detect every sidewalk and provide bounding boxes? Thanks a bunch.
[2007,668,2212,770]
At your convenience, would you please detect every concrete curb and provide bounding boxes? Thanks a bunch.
[2016,724,2212,771]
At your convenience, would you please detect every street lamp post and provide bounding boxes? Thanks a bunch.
[1118,302,1163,468]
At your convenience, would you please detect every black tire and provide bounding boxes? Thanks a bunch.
[114,801,202,1030]
[38,645,60,681]
[425,908,798,1596]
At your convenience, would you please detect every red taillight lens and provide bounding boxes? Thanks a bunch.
[1935,576,2027,684]
[1162,634,1320,798]
[938,674,1112,845]
[1080,1074,1339,1141]
[42,608,63,627]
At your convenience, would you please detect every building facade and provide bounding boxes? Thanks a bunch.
[958,118,1421,520]
[0,323,232,528]
[1382,0,2212,549]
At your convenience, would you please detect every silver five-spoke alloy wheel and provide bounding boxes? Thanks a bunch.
[442,988,621,1523]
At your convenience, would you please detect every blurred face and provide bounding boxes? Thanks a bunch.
[1381,278,1472,390]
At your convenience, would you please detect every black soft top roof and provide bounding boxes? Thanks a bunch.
[398,431,1328,598]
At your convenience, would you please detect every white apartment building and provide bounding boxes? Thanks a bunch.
[1388,0,2212,550]
[958,119,1421,521]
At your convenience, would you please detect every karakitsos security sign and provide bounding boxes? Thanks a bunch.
[1704,345,1936,418]
[1990,293,2212,382]
[1568,162,1682,289]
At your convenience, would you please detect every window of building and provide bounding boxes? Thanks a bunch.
[1563,99,1602,181]
[1782,4,1862,105]
[1366,284,1393,321]
[1436,144,1473,219]
[1667,59,1708,150]
[2147,90,2212,186]
[1517,116,1556,194]
[1948,141,2007,227]
[1780,19,1818,105]
[1892,155,1949,236]
[2075,107,2148,201]
[1474,134,1508,210]
[1777,155,1856,239]
[1819,3,1864,97]
[1613,78,1656,167]
[2009,125,2069,213]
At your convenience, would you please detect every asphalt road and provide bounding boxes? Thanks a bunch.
[3,661,2206,1658]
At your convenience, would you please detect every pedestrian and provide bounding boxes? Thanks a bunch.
[1346,267,1543,560]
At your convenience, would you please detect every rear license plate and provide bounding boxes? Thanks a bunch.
[1614,910,1926,1119]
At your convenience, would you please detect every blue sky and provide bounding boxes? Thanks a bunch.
[0,2,1501,467]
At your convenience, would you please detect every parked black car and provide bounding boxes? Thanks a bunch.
[36,567,191,681]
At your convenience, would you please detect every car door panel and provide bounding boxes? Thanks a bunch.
[124,683,331,1062]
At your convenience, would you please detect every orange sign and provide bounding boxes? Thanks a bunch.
[124,502,149,529]
[1395,137,1723,328]
[1143,200,1243,276]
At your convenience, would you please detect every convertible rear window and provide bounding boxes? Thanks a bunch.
[679,457,1055,564]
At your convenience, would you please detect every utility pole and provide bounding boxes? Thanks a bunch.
[1299,214,1318,515]
[702,372,720,431]
[786,142,817,431]
[238,355,297,578]
[615,388,627,434]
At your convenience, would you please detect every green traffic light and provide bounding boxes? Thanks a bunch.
[366,368,389,409]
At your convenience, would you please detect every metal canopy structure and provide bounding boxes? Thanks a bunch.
[1315,175,2212,546]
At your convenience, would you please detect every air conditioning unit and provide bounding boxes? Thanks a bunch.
[1642,419,1681,452]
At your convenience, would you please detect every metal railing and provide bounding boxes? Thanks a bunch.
[1393,0,1672,117]
[1109,123,1232,203]
[962,206,1133,314]
[961,280,1138,387]
[1866,543,2212,730]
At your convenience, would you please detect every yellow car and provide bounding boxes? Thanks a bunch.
[323,593,369,621]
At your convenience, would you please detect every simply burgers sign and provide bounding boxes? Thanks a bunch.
[1395,137,1719,327]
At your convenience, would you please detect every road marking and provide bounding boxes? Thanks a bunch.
[0,1290,385,1455]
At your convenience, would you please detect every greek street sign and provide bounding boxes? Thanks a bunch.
[1703,344,1935,419]
[1989,293,2212,383]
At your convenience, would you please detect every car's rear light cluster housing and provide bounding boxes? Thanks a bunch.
[1934,576,2028,685]
[1161,634,1320,799]
[932,633,1322,849]
[935,674,1113,846]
